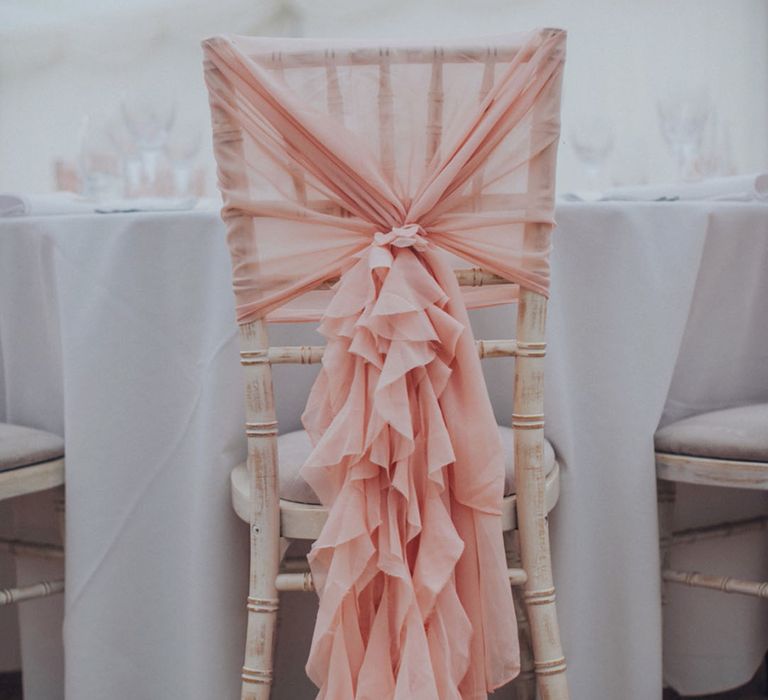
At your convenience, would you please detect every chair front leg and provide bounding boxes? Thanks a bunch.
[241,515,281,700]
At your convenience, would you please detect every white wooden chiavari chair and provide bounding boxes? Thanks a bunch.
[0,423,65,605]
[657,404,768,601]
[206,32,569,700]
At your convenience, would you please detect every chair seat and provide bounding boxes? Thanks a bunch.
[234,426,555,505]
[0,423,64,472]
[655,403,768,463]
[0,424,65,502]
[275,425,556,504]
[231,426,560,539]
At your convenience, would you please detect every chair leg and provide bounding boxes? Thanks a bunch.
[657,480,677,606]
[241,519,281,700]
[516,477,569,700]
[505,531,536,700]
[240,502,283,700]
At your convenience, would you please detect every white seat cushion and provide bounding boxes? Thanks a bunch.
[655,403,768,463]
[0,423,65,471]
[278,425,556,504]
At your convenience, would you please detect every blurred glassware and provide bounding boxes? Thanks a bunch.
[657,86,712,182]
[78,116,123,201]
[102,117,142,197]
[54,159,81,193]
[570,116,615,191]
[693,110,735,180]
[165,125,202,197]
[121,92,176,193]
[610,139,650,188]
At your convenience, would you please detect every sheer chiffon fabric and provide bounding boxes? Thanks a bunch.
[204,29,564,699]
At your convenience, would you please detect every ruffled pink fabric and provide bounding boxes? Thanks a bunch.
[204,29,565,699]
[301,241,520,699]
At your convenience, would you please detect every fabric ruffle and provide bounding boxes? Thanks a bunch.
[300,239,519,700]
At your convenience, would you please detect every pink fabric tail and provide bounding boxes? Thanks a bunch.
[300,242,519,699]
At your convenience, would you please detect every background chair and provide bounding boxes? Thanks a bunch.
[0,423,65,605]
[656,403,768,607]
[205,30,569,700]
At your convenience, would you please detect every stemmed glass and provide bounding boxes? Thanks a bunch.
[101,117,142,197]
[78,116,123,201]
[695,109,734,179]
[121,93,176,194]
[570,116,615,191]
[657,87,711,182]
[165,126,202,197]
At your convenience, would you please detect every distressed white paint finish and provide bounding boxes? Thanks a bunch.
[0,579,64,606]
[0,459,64,502]
[267,337,521,365]
[657,452,768,490]
[663,570,768,600]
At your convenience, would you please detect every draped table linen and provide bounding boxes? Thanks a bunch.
[0,203,767,698]
[203,29,565,698]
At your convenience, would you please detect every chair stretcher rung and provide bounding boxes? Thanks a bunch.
[276,572,314,592]
[508,567,528,585]
[317,267,509,290]
[264,339,520,365]
[275,567,527,590]
[0,579,64,606]
[663,569,768,599]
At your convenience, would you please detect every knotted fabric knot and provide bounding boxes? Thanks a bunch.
[374,223,428,251]
[367,223,427,270]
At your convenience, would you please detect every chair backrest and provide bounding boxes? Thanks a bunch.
[204,30,564,319]
[203,26,564,491]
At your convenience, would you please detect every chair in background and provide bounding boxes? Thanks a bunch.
[657,403,768,602]
[0,423,65,605]
[205,29,569,700]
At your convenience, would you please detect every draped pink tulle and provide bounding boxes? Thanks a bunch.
[204,29,564,699]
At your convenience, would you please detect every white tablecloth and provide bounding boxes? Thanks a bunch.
[0,203,766,699]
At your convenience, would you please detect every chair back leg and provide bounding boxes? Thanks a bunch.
[514,290,569,700]
[239,321,282,700]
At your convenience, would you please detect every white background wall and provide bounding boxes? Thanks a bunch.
[1,0,767,192]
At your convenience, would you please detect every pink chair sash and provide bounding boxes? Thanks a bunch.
[204,29,565,699]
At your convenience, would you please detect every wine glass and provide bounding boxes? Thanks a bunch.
[570,116,615,191]
[101,117,142,197]
[165,125,202,197]
[694,109,734,179]
[78,116,123,201]
[121,92,176,194]
[657,87,711,182]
